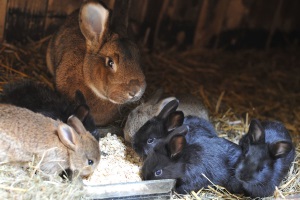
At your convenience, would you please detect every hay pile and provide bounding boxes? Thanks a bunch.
[0,39,299,199]
[0,160,86,199]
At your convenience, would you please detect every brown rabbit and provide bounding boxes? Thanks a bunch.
[0,104,100,179]
[46,0,146,126]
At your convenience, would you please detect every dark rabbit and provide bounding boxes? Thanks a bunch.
[0,80,100,141]
[124,88,209,143]
[236,119,295,198]
[132,99,216,158]
[142,125,243,194]
[46,0,146,126]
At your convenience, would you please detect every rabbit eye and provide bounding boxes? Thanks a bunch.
[88,159,94,166]
[105,57,114,68]
[147,138,155,144]
[155,169,162,176]
[258,166,264,172]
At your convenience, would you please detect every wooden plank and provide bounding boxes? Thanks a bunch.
[44,0,83,35]
[103,0,115,9]
[5,0,48,42]
[266,0,284,49]
[0,0,8,42]
[130,0,148,23]
[194,0,247,48]
[152,0,169,47]
[193,0,209,47]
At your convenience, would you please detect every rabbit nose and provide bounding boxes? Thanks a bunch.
[129,90,137,98]
[128,80,142,98]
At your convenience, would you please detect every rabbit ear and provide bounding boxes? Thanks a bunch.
[146,88,164,105]
[74,105,89,122]
[170,125,189,136]
[67,115,87,135]
[269,141,293,158]
[111,0,130,37]
[74,90,90,121]
[79,1,110,51]
[155,97,177,115]
[57,124,79,151]
[248,119,265,144]
[75,90,87,105]
[168,133,187,158]
[157,99,179,119]
[165,111,184,132]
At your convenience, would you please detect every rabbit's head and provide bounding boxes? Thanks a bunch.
[79,1,146,105]
[142,125,189,181]
[123,88,176,143]
[57,115,100,178]
[132,99,184,158]
[236,119,293,185]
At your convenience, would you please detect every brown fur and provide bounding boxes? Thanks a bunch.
[0,104,100,178]
[47,1,146,125]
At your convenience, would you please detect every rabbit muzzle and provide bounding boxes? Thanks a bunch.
[128,84,145,101]
[126,79,146,101]
[107,79,146,104]
[79,166,94,179]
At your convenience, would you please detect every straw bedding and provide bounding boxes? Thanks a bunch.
[0,39,299,199]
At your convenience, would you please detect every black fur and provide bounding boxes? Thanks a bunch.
[0,80,100,141]
[142,125,243,194]
[132,99,183,158]
[236,119,295,197]
[132,99,217,159]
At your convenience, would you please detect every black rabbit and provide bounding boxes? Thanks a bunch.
[0,80,100,140]
[236,119,295,198]
[142,125,243,194]
[132,99,216,159]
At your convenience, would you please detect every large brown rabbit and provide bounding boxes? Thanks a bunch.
[46,0,146,126]
[0,104,100,179]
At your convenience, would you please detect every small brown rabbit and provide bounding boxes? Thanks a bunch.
[46,0,146,126]
[0,104,100,179]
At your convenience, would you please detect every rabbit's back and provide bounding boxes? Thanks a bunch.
[1,81,72,120]
[0,80,100,140]
[177,95,209,120]
[180,136,242,193]
[0,104,68,170]
[124,102,156,142]
[184,116,217,138]
[47,11,84,74]
[0,104,64,149]
[262,121,293,143]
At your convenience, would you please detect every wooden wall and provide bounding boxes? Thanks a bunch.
[0,0,8,41]
[0,0,299,49]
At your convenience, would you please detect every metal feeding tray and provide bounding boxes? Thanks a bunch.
[84,179,176,200]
